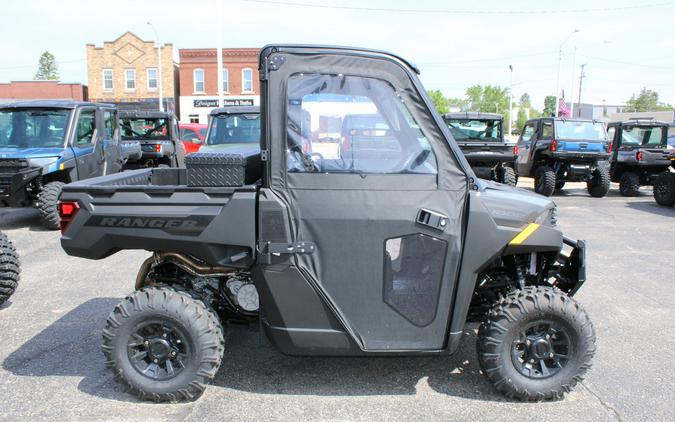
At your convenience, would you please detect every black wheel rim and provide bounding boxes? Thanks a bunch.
[127,319,192,381]
[511,320,571,379]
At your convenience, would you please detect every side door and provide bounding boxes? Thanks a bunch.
[516,121,537,175]
[101,108,122,174]
[260,47,469,351]
[180,128,202,154]
[69,107,102,180]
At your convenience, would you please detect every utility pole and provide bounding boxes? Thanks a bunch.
[147,21,163,112]
[577,64,586,118]
[555,29,579,117]
[570,46,577,117]
[508,64,513,137]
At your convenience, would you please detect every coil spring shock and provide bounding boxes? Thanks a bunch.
[513,254,529,289]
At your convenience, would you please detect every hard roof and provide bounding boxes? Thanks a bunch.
[0,100,113,109]
[210,106,260,116]
[443,112,503,120]
[119,110,176,119]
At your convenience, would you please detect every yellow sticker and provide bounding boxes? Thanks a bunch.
[509,223,540,245]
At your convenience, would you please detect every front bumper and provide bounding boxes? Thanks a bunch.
[557,236,586,296]
[0,167,42,207]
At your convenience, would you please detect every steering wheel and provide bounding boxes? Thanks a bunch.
[309,152,324,172]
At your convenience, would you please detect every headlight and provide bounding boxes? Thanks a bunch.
[534,206,557,226]
[27,157,59,168]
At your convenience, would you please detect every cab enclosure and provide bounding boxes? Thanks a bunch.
[119,110,185,168]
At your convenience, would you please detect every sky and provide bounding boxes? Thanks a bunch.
[1,0,674,110]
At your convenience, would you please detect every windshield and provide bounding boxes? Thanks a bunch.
[120,118,169,140]
[0,108,70,148]
[620,126,666,148]
[207,114,260,145]
[554,120,606,141]
[446,119,502,141]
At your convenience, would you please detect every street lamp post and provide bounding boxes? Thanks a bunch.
[508,64,513,137]
[216,0,224,108]
[555,29,579,117]
[147,21,163,112]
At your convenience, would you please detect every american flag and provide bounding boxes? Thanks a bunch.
[558,90,571,117]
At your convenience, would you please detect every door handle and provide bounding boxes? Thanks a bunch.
[416,209,448,231]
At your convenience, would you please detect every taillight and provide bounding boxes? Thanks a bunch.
[607,142,612,154]
[58,201,80,233]
[550,139,557,152]
[154,144,162,152]
[302,143,309,153]
[513,145,519,156]
[342,136,350,151]
[636,150,643,161]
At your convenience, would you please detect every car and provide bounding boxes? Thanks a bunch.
[0,231,20,306]
[58,45,594,403]
[516,118,610,197]
[606,119,673,196]
[178,123,207,154]
[198,106,260,154]
[119,111,185,168]
[443,112,517,186]
[0,100,125,229]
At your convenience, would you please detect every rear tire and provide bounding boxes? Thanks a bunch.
[477,286,596,401]
[37,181,65,230]
[101,285,225,402]
[498,166,517,187]
[0,233,20,306]
[534,166,556,197]
[654,172,675,206]
[619,172,640,197]
[586,167,610,198]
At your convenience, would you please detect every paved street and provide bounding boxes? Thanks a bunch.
[0,180,673,421]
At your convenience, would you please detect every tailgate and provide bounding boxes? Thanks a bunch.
[557,140,606,153]
[59,171,257,268]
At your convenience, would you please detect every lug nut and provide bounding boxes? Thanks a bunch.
[177,339,181,344]
[550,352,554,358]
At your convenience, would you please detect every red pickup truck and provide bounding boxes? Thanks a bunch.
[178,123,207,154]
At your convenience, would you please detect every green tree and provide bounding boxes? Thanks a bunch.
[447,97,468,111]
[625,88,672,112]
[543,96,557,117]
[515,108,528,134]
[427,89,449,114]
[465,85,509,115]
[34,51,59,80]
[519,93,531,108]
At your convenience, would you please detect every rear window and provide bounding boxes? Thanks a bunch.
[446,119,502,141]
[207,114,260,145]
[554,121,607,142]
[120,118,169,139]
[621,126,666,147]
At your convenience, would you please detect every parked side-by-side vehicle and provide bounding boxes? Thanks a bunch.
[606,119,672,196]
[0,100,125,229]
[443,112,517,186]
[59,45,595,403]
[120,111,185,168]
[516,118,610,197]
[198,106,261,154]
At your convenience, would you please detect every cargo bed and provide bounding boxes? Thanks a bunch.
[60,168,258,268]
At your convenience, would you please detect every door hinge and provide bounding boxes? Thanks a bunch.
[260,149,269,161]
[257,241,316,265]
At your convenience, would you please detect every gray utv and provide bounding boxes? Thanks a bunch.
[59,45,595,402]
[119,111,185,169]
[606,119,672,196]
[443,112,517,186]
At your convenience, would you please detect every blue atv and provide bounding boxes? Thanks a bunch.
[0,100,125,229]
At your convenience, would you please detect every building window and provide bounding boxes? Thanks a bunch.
[147,68,158,90]
[103,69,113,91]
[222,68,229,93]
[194,69,205,93]
[125,69,136,91]
[242,68,253,93]
[189,114,199,124]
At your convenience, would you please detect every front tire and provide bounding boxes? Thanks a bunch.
[37,181,65,230]
[654,171,675,206]
[498,166,517,187]
[477,286,596,401]
[0,233,20,306]
[101,285,225,402]
[619,172,640,197]
[587,167,610,198]
[534,166,556,196]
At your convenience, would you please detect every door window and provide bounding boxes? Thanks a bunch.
[103,110,116,139]
[286,73,437,175]
[541,121,553,139]
[75,109,96,145]
[180,129,198,141]
[521,123,536,142]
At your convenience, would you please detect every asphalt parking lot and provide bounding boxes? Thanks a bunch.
[0,179,673,421]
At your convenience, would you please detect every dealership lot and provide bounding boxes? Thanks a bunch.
[0,180,673,422]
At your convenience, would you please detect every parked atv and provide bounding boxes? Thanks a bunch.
[0,232,20,306]
[120,111,185,168]
[198,106,260,153]
[59,45,595,402]
[653,149,675,206]
[0,100,124,229]
[443,112,517,186]
[606,119,672,196]
[516,118,610,197]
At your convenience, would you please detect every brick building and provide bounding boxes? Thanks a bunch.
[0,81,88,104]
[178,48,260,123]
[86,31,178,113]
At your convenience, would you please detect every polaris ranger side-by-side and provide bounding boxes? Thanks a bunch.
[59,45,594,402]
[606,119,672,196]
[516,118,611,197]
[198,106,261,154]
[443,112,517,186]
[120,111,185,168]
[0,100,124,229]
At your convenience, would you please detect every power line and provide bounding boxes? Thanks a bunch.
[577,53,675,70]
[240,0,675,15]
